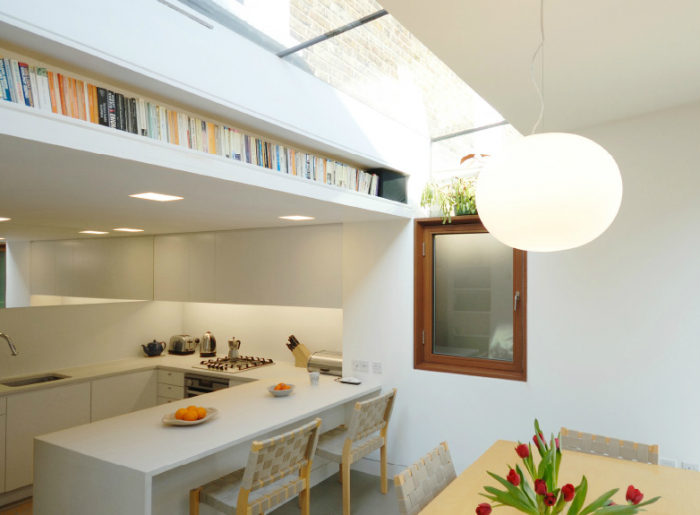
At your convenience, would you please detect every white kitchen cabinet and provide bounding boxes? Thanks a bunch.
[0,414,6,493]
[215,230,259,305]
[157,383,184,400]
[91,370,157,422]
[289,225,342,308]
[6,382,91,491]
[189,233,216,303]
[157,370,185,387]
[154,234,189,301]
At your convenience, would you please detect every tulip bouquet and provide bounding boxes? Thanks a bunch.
[476,420,660,515]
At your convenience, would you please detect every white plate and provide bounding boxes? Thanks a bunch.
[162,407,219,426]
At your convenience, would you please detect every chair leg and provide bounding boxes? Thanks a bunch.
[342,460,351,515]
[380,444,388,495]
[300,484,310,515]
[338,463,343,483]
[189,487,203,515]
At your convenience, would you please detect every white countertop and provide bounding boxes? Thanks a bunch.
[0,353,293,396]
[34,360,382,477]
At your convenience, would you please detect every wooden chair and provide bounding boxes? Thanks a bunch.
[190,418,322,515]
[560,427,659,465]
[315,388,397,515]
[394,442,457,515]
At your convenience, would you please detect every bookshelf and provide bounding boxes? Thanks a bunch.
[0,101,414,221]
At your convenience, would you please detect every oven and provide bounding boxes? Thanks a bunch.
[184,373,230,398]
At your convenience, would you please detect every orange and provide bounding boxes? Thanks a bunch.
[187,405,198,411]
[183,410,199,422]
[175,408,188,420]
[196,407,207,420]
[282,385,292,390]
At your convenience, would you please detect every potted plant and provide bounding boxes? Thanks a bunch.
[420,176,478,223]
[475,420,660,515]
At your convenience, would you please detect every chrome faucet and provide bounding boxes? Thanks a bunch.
[0,333,17,356]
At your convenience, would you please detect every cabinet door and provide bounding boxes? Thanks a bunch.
[0,414,6,493]
[91,370,157,422]
[154,234,189,301]
[6,382,91,491]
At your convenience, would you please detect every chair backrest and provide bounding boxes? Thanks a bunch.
[560,427,659,465]
[242,418,322,492]
[346,388,397,442]
[394,442,456,515]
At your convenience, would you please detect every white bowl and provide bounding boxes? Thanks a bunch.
[267,384,295,397]
[162,407,219,426]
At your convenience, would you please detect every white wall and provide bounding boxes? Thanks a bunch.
[0,301,182,379]
[182,303,342,365]
[343,102,700,471]
[5,242,31,308]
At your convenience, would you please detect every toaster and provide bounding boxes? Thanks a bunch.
[168,335,196,355]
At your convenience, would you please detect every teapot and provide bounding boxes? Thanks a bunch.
[142,340,166,357]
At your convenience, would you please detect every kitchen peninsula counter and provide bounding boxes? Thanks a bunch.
[32,362,382,515]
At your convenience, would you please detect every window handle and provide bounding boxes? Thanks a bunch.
[514,291,520,311]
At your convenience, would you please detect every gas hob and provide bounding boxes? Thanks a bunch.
[192,356,275,374]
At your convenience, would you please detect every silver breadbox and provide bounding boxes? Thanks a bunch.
[307,351,343,376]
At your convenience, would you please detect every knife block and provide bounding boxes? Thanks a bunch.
[292,344,312,368]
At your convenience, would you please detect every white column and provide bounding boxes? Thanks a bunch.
[5,241,31,308]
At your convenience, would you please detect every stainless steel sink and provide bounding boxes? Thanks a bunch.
[1,373,71,387]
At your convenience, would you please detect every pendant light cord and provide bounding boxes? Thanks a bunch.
[530,0,545,135]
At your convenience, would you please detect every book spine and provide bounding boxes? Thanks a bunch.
[107,90,117,128]
[86,82,95,122]
[18,62,33,106]
[75,80,85,120]
[0,58,11,101]
[56,74,67,116]
[68,78,78,118]
[37,68,52,112]
[91,85,99,123]
[29,66,41,109]
[9,61,23,105]
[96,88,109,126]
[129,98,137,134]
[115,93,125,131]
[46,71,58,113]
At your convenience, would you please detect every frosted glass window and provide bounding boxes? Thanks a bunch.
[433,233,513,362]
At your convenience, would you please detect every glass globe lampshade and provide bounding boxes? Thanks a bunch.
[475,133,623,251]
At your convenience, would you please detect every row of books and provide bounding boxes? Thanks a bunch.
[0,56,380,196]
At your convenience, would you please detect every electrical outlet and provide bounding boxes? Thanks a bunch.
[660,459,676,468]
[372,361,383,374]
[352,360,369,373]
[682,462,699,472]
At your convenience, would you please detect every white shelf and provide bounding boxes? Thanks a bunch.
[0,102,415,226]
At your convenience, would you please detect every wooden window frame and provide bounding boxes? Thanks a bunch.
[414,216,527,381]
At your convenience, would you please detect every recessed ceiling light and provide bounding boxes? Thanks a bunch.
[279,216,315,221]
[113,228,144,232]
[80,231,109,235]
[0,237,4,240]
[129,192,184,202]
[0,218,10,222]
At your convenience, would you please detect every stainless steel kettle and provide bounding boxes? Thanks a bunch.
[200,332,216,357]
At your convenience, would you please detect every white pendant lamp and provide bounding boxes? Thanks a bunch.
[475,3,623,252]
[476,133,622,251]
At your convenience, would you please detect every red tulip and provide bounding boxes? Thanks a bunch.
[561,483,575,502]
[515,443,530,459]
[608,501,617,506]
[626,485,644,505]
[534,479,547,495]
[506,469,520,486]
[476,502,492,515]
[544,492,557,506]
[555,437,560,449]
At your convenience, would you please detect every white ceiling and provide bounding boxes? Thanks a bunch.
[379,0,700,134]
[0,135,406,242]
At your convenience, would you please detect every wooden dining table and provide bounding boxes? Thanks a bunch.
[420,440,700,514]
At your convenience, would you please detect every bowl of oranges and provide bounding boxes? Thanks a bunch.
[162,405,218,426]
[268,383,295,397]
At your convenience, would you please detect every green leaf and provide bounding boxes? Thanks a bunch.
[634,496,661,507]
[483,486,540,515]
[592,505,644,515]
[578,489,619,515]
[488,471,537,508]
[567,476,588,515]
[516,465,537,505]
